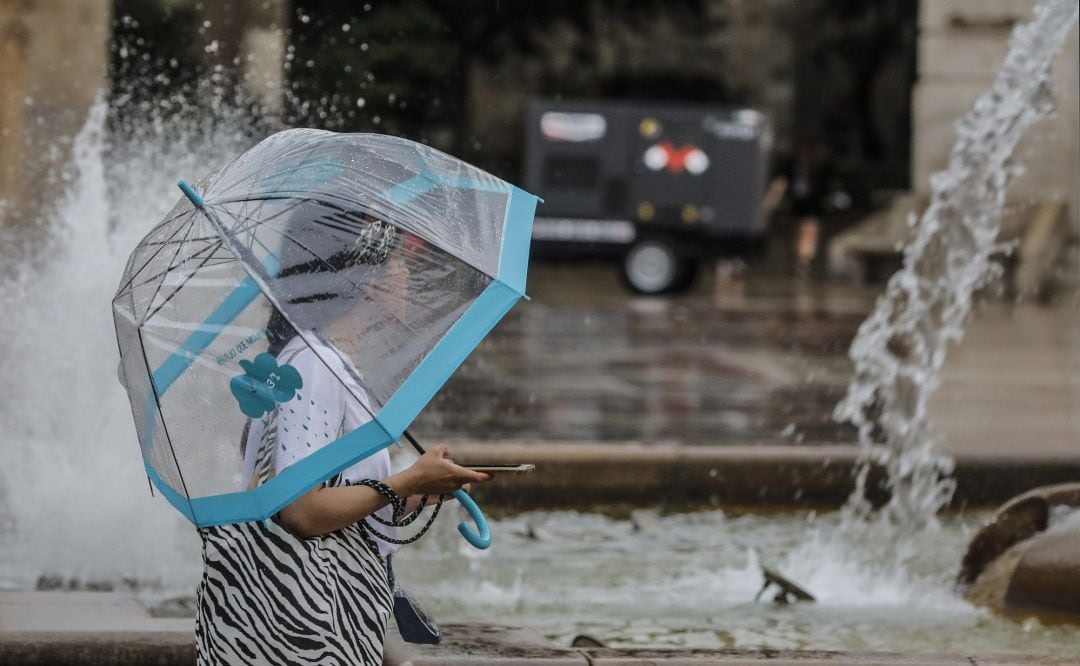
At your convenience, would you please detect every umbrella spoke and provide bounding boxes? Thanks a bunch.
[134,328,198,518]
[138,207,206,324]
[143,239,232,324]
[209,139,328,201]
[115,213,197,296]
[218,197,305,245]
[121,238,225,298]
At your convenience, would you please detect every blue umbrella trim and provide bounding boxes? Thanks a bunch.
[146,419,394,526]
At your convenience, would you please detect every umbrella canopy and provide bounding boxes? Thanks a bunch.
[113,128,538,532]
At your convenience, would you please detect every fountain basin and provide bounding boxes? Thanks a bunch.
[961,483,1080,622]
[389,509,1080,657]
[456,442,1080,511]
[4,509,1079,664]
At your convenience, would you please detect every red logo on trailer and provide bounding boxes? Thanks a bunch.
[643,140,710,175]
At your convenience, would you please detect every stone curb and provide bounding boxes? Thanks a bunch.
[448,441,1080,511]
[574,647,1077,665]
[0,591,194,665]
[383,622,588,664]
[0,631,195,666]
[384,623,1073,665]
[2,598,1072,665]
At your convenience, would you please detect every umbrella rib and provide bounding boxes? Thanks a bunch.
[137,232,221,249]
[219,197,307,245]
[230,173,292,232]
[215,197,359,291]
[122,240,224,296]
[218,193,498,281]
[136,327,199,522]
[137,210,205,325]
[116,203,213,293]
[251,217,363,282]
[142,239,228,324]
[209,140,328,201]
[202,192,367,334]
[219,195,352,254]
[196,204,284,313]
[214,195,320,269]
[116,213,198,296]
[139,204,202,240]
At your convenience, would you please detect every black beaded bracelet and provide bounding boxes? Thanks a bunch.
[352,478,406,523]
[369,495,429,527]
[351,479,445,546]
[360,500,444,546]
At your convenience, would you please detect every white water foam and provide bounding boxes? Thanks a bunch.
[0,98,261,599]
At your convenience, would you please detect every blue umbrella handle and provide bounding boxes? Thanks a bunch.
[451,488,491,549]
[402,430,492,550]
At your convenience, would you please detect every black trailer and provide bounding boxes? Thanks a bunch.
[524,99,770,293]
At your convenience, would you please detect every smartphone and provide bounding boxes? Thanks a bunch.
[464,463,535,474]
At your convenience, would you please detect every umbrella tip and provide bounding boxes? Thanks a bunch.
[177,179,204,208]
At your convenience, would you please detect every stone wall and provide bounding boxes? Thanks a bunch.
[200,0,287,114]
[0,0,110,222]
[0,0,288,226]
[913,0,1079,225]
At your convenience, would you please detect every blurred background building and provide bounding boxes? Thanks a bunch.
[830,0,1079,292]
[1,0,1076,292]
[0,0,109,219]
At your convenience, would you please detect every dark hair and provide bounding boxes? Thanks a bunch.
[265,213,397,355]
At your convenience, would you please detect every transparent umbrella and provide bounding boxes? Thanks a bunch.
[112,128,539,548]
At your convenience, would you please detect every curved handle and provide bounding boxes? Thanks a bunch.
[451,488,491,549]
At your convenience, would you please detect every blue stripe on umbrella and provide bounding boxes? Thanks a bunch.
[145,418,395,526]
[150,272,270,396]
[198,420,394,526]
[381,172,511,206]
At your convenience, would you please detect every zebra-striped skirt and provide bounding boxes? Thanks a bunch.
[195,517,393,665]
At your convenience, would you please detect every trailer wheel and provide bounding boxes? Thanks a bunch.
[622,238,696,294]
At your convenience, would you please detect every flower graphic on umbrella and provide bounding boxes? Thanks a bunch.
[230,353,304,418]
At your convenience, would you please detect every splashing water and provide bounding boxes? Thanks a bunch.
[835,0,1080,535]
[0,98,264,596]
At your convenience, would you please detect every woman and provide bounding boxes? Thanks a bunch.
[195,208,489,665]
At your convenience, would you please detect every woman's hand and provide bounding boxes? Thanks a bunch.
[387,443,491,498]
[279,444,488,538]
[404,483,473,512]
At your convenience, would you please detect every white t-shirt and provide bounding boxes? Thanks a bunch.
[243,333,399,556]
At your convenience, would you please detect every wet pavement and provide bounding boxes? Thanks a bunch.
[417,260,880,446]
[418,258,1080,459]
[933,298,1080,459]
